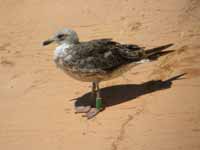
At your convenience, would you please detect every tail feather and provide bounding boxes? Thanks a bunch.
[145,44,174,60]
[147,50,174,60]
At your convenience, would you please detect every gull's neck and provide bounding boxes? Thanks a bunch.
[58,42,72,49]
[54,43,73,61]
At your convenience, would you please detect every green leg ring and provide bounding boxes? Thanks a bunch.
[96,98,102,109]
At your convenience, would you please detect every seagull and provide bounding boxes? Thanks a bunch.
[43,28,173,119]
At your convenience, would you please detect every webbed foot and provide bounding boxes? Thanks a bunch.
[82,107,102,119]
[75,106,91,113]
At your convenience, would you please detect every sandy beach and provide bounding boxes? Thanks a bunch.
[0,0,200,149]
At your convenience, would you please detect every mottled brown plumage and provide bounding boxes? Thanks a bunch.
[43,28,173,119]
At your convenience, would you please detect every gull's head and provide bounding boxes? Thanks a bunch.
[43,28,79,46]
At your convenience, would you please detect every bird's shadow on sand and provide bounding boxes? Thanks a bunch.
[75,73,186,108]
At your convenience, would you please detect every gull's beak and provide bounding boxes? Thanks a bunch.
[43,38,54,46]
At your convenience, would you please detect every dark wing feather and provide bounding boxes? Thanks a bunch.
[64,39,145,72]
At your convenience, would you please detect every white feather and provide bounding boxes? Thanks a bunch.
[54,43,70,61]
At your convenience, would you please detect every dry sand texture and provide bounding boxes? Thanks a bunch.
[0,0,200,150]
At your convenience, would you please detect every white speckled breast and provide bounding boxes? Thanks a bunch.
[54,43,69,61]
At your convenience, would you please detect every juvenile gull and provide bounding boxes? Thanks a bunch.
[43,28,173,119]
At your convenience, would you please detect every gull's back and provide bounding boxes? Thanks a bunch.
[55,39,146,82]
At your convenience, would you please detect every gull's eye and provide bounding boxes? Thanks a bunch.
[57,34,65,39]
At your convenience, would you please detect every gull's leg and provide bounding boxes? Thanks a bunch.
[92,81,96,97]
[74,82,96,113]
[96,82,103,109]
[84,81,103,119]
